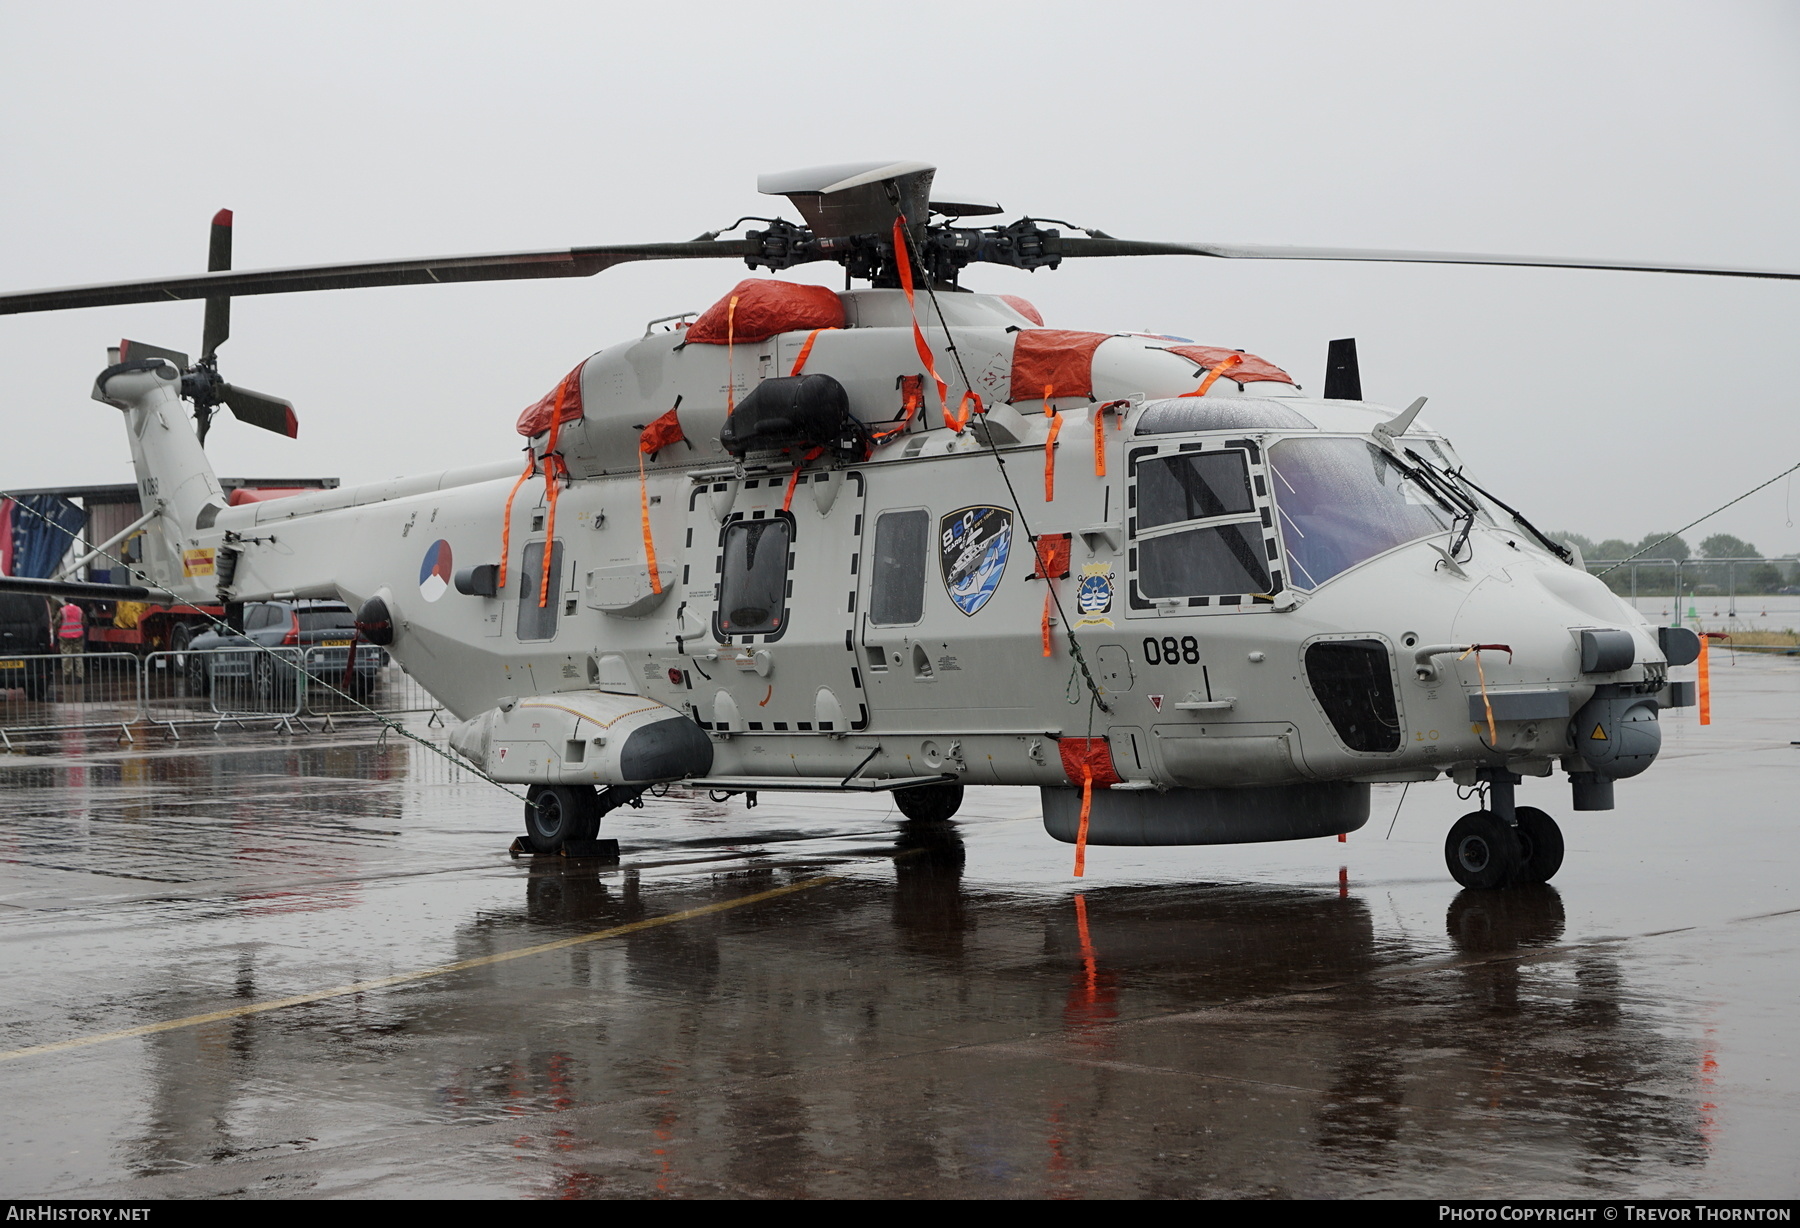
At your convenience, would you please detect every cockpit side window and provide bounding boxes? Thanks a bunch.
[1126,443,1281,610]
[1137,452,1256,530]
[1269,437,1452,590]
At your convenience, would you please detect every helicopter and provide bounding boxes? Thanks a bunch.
[5,159,1795,890]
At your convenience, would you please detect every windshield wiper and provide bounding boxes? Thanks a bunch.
[1406,451,1573,564]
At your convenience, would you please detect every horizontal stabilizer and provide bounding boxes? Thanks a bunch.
[118,339,189,370]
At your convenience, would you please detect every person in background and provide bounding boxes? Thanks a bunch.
[57,599,84,683]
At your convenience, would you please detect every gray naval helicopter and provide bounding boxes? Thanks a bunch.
[7,160,1795,889]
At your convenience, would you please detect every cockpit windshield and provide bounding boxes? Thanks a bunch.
[1269,437,1453,590]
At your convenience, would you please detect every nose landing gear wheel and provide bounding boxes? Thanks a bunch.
[524,784,601,853]
[1445,810,1523,890]
[1511,806,1564,885]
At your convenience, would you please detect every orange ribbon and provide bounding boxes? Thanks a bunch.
[1092,399,1127,477]
[788,327,835,376]
[635,407,687,597]
[1075,770,1093,877]
[636,450,660,596]
[1181,353,1243,398]
[536,378,576,607]
[891,218,949,422]
[1043,384,1064,502]
[1698,632,1728,725]
[1458,643,1514,746]
[946,389,979,434]
[496,453,535,592]
[725,294,740,415]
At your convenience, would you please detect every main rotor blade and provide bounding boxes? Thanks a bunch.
[0,240,754,316]
[221,383,298,438]
[202,208,232,360]
[118,339,189,369]
[0,575,161,601]
[1053,237,1800,281]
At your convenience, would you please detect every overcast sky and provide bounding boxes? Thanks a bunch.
[3,1,1797,555]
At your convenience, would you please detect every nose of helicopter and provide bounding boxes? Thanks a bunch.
[1444,559,1669,807]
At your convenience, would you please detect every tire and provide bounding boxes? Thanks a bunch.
[1445,810,1523,890]
[524,784,601,853]
[1511,806,1565,885]
[893,781,964,823]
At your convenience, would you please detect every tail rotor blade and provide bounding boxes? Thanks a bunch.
[220,382,297,438]
[201,208,233,359]
[118,339,189,370]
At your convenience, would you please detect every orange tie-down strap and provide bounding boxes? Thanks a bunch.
[1166,344,1294,389]
[1043,391,1065,502]
[781,447,826,512]
[1032,534,1072,658]
[892,218,950,422]
[534,375,580,607]
[1180,353,1243,398]
[636,405,688,597]
[1092,399,1128,477]
[789,327,838,376]
[1458,643,1514,746]
[946,389,979,434]
[496,453,536,591]
[871,374,925,447]
[537,453,568,607]
[1698,631,1729,725]
[1058,737,1123,878]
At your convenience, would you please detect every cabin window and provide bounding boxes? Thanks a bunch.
[869,509,929,626]
[1128,446,1274,603]
[1268,437,1452,590]
[516,540,563,641]
[714,516,792,640]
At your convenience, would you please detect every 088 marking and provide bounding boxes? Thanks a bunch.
[1142,635,1200,666]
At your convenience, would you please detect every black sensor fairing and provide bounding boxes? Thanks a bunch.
[1305,639,1402,753]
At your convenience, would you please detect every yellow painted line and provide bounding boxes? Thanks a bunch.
[0,874,843,1064]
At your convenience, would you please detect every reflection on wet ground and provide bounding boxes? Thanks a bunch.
[1,655,1796,1198]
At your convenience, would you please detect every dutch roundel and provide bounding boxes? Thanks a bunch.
[418,539,454,603]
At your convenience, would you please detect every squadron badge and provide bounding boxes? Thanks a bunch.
[940,506,1013,616]
[1073,562,1115,629]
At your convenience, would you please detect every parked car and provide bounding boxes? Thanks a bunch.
[0,593,56,701]
[185,600,387,703]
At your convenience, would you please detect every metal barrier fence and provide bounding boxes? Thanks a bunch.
[0,652,145,743]
[300,646,442,722]
[2,648,448,742]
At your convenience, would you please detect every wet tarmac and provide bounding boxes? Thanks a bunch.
[1,654,1796,1199]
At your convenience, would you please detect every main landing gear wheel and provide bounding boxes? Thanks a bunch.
[1445,810,1523,891]
[1511,806,1565,885]
[893,781,963,823]
[524,784,601,853]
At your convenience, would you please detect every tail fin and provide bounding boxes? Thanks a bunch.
[93,355,227,604]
